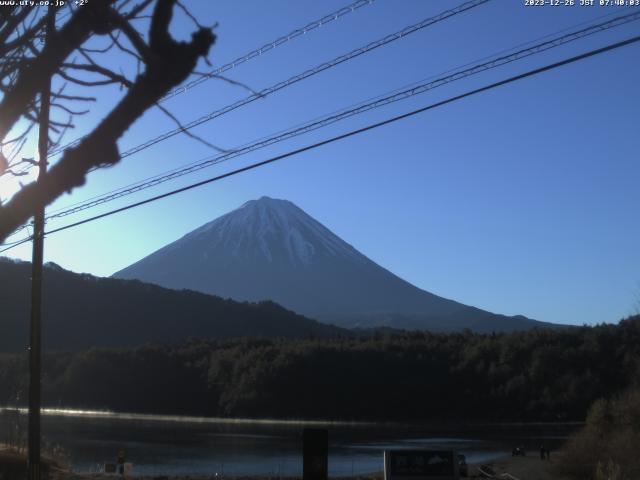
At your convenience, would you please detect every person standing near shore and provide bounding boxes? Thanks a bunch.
[540,446,545,460]
[117,449,125,475]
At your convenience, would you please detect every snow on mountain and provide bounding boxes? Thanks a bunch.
[180,196,364,266]
[114,196,546,331]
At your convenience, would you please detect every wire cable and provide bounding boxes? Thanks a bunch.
[11,0,489,184]
[14,0,487,183]
[43,10,640,222]
[45,0,377,158]
[44,6,638,218]
[41,34,640,238]
[112,0,491,161]
[14,0,490,177]
[161,0,376,102]
[0,236,33,254]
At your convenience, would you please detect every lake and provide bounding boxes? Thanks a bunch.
[0,409,579,477]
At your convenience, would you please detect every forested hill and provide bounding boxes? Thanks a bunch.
[1,316,638,421]
[0,258,346,353]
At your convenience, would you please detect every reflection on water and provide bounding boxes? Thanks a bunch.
[0,409,577,477]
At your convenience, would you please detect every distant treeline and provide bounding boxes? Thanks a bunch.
[1,315,639,421]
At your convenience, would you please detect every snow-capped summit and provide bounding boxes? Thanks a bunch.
[180,196,362,266]
[114,197,544,331]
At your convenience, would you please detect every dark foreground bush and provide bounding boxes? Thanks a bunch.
[557,389,640,480]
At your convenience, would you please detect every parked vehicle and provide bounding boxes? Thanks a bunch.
[512,446,526,456]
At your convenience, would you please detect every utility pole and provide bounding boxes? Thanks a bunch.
[28,7,54,480]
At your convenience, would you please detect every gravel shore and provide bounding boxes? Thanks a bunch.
[467,453,568,479]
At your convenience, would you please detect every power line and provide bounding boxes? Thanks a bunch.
[13,2,632,185]
[45,6,637,218]
[4,33,638,248]
[160,0,377,102]
[40,0,496,218]
[0,237,32,254]
[15,0,488,183]
[96,0,492,163]
[7,0,490,216]
[45,0,376,159]
[0,235,33,252]
[41,34,640,239]
[43,10,640,222]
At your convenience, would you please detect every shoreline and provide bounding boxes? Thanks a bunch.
[468,453,567,479]
[0,407,585,431]
[2,450,569,480]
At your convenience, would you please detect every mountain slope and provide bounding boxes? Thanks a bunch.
[0,258,346,353]
[114,196,549,331]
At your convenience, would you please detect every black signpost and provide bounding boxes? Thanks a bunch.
[303,428,328,480]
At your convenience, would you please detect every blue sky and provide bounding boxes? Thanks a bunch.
[2,0,639,326]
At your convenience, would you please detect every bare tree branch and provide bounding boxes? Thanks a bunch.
[57,70,124,87]
[51,93,97,102]
[61,62,134,88]
[193,71,264,98]
[51,102,90,116]
[154,102,227,153]
[0,1,119,141]
[124,0,155,19]
[111,15,152,61]
[0,0,216,241]
[176,0,203,29]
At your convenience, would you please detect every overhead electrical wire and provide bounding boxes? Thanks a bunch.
[0,236,32,254]
[35,3,634,181]
[2,0,492,238]
[22,0,489,178]
[4,9,638,244]
[160,0,377,102]
[27,34,638,242]
[40,10,640,222]
[45,0,377,158]
[43,6,638,219]
[8,0,489,187]
[3,33,639,253]
[19,0,494,211]
[109,0,491,162]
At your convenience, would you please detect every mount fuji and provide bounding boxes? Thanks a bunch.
[114,197,549,332]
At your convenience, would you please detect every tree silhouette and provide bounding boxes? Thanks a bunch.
[0,0,215,242]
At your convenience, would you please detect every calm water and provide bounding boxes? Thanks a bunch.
[0,409,578,476]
